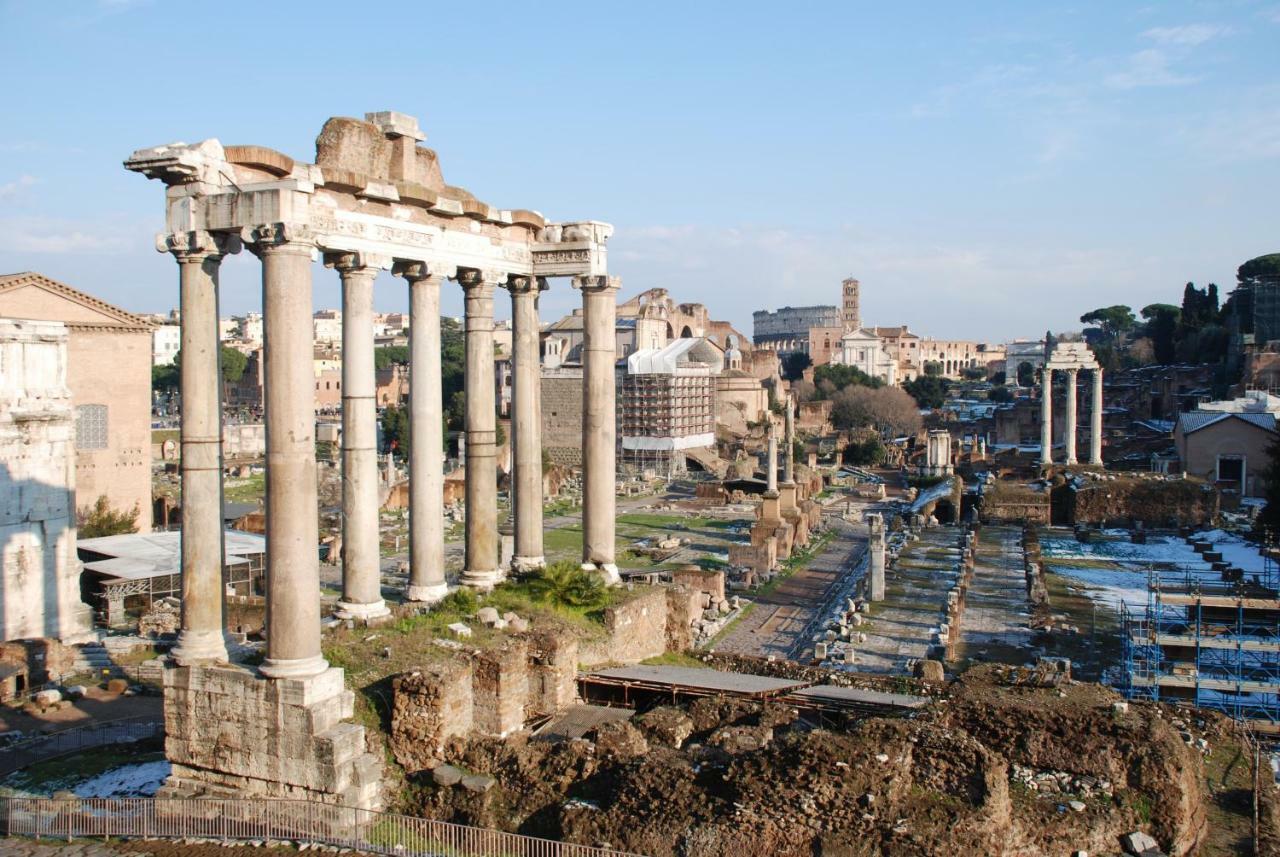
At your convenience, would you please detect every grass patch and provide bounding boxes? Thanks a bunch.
[642,651,708,669]
[224,472,265,503]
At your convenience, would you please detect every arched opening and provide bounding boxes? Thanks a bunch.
[680,325,693,338]
[934,499,957,525]
[666,323,676,340]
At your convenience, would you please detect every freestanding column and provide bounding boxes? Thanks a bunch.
[766,423,778,493]
[1064,368,1078,465]
[783,395,795,484]
[166,230,236,666]
[459,270,502,589]
[251,223,327,680]
[1090,368,1104,466]
[328,253,389,621]
[1039,368,1053,468]
[397,262,450,603]
[867,512,886,602]
[576,275,621,586]
[507,276,545,573]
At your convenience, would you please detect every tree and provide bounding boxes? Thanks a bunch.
[1257,434,1280,540]
[923,361,943,377]
[831,386,922,437]
[1238,253,1280,286]
[1141,304,1180,365]
[1079,305,1136,341]
[220,346,247,385]
[903,374,949,409]
[374,345,410,371]
[781,351,812,381]
[381,404,410,457]
[151,346,246,391]
[1016,362,1035,387]
[78,495,140,538]
[842,435,886,466]
[813,363,881,391]
[988,385,1013,403]
[152,363,179,392]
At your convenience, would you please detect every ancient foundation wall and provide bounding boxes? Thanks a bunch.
[471,637,530,738]
[390,662,474,773]
[163,664,381,809]
[579,587,670,666]
[525,629,579,718]
[1065,479,1218,527]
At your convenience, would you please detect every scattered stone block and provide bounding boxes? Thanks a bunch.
[461,773,496,794]
[509,617,530,632]
[914,660,945,682]
[1068,800,1086,812]
[33,689,61,706]
[432,765,463,787]
[1121,831,1160,855]
[476,607,500,625]
[447,622,473,639]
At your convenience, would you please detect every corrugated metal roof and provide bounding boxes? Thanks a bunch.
[586,665,806,695]
[78,530,264,581]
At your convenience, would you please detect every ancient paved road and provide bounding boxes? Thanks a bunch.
[713,515,866,660]
[953,525,1035,665]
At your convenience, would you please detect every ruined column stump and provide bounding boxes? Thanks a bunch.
[160,664,381,810]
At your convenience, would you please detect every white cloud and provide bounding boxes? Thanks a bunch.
[0,175,38,199]
[1141,24,1233,46]
[0,214,152,255]
[1106,49,1199,89]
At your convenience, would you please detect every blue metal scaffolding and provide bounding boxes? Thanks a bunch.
[1122,548,1280,733]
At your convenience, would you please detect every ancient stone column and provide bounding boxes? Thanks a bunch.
[166,230,236,666]
[1039,368,1053,468]
[328,252,389,621]
[459,270,502,589]
[575,275,621,586]
[251,223,327,680]
[1064,368,1078,466]
[1090,368,1104,466]
[507,276,545,573]
[397,262,450,603]
[766,423,778,493]
[783,394,795,484]
[867,512,886,602]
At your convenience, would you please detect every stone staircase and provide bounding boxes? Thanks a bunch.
[67,642,122,680]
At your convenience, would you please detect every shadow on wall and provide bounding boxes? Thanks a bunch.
[0,462,93,648]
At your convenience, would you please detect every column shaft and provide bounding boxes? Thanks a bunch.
[1090,368,1104,466]
[783,395,795,483]
[578,276,620,585]
[255,227,326,679]
[461,273,500,587]
[332,257,388,620]
[1039,368,1053,467]
[170,233,229,665]
[1064,369,1078,465]
[766,425,778,493]
[509,278,545,571]
[403,267,448,602]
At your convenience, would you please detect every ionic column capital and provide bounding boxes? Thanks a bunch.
[324,251,392,275]
[159,230,241,262]
[573,274,620,294]
[244,222,315,257]
[393,259,454,283]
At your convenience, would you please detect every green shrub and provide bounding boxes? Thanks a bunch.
[524,561,609,611]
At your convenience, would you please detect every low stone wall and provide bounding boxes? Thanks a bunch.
[471,638,530,738]
[525,629,579,718]
[579,587,669,666]
[1065,478,1218,527]
[391,662,474,774]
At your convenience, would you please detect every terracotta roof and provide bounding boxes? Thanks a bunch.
[0,272,154,332]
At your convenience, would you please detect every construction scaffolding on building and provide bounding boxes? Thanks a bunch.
[619,339,722,479]
[1122,536,1280,736]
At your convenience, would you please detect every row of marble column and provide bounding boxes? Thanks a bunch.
[1039,366,1104,467]
[166,226,620,680]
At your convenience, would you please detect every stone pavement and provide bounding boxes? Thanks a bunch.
[953,525,1035,665]
[715,516,865,659]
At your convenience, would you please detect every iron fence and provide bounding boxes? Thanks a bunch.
[0,716,163,777]
[0,796,647,857]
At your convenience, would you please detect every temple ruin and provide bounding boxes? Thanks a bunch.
[124,111,619,807]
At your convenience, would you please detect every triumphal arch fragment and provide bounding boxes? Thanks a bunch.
[125,111,619,807]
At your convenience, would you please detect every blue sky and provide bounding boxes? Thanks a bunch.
[1,1,1277,340]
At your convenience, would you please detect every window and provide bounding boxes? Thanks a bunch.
[1218,455,1245,488]
[75,404,108,450]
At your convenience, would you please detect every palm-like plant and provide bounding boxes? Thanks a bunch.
[525,561,609,611]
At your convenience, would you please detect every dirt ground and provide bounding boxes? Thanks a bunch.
[0,688,161,735]
[408,664,1256,857]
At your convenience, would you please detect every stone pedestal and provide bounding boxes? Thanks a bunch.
[161,664,381,810]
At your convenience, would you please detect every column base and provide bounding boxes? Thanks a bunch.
[511,555,546,575]
[1089,458,1103,467]
[259,653,329,681]
[406,582,450,604]
[334,599,391,622]
[460,568,503,590]
[170,629,230,667]
[583,562,622,587]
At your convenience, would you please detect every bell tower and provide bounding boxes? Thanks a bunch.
[842,277,860,332]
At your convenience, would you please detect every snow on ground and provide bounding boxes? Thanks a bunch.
[73,760,170,798]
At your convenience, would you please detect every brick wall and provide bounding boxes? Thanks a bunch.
[542,369,584,466]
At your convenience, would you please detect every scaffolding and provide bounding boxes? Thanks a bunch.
[1122,546,1280,736]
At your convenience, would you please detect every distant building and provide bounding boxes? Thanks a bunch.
[1174,410,1276,498]
[620,339,723,477]
[313,309,343,346]
[841,277,860,332]
[753,305,842,354]
[0,272,153,530]
[835,328,898,385]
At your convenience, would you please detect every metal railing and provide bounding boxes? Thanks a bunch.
[0,797,647,857]
[0,716,163,777]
